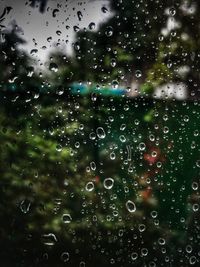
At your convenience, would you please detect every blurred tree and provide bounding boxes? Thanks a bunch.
[0,24,42,92]
[73,0,200,98]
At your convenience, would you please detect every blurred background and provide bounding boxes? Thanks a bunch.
[0,0,200,266]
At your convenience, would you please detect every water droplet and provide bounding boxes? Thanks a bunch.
[158,238,166,245]
[110,151,116,160]
[101,6,108,13]
[120,124,126,131]
[131,252,138,261]
[73,26,80,32]
[192,182,198,190]
[49,62,58,72]
[105,26,113,37]
[62,213,72,224]
[90,161,96,171]
[61,252,70,262]
[189,256,196,265]
[103,178,114,189]
[135,70,142,78]
[56,144,62,152]
[56,30,62,36]
[138,224,146,232]
[77,11,83,21]
[126,200,136,213]
[52,9,59,17]
[89,132,96,140]
[30,49,38,55]
[85,182,94,192]
[96,127,106,139]
[112,80,119,88]
[47,36,52,42]
[138,142,146,151]
[192,203,199,212]
[111,58,116,67]
[119,135,126,143]
[89,22,96,30]
[42,233,57,246]
[20,199,31,214]
[169,7,176,16]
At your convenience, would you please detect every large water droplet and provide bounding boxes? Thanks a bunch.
[126,200,136,213]
[85,182,94,192]
[103,178,114,190]
[61,252,70,262]
[62,213,72,224]
[96,127,106,139]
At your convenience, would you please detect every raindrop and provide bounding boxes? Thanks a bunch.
[49,62,58,72]
[96,127,106,139]
[52,9,59,18]
[138,142,146,151]
[56,144,62,152]
[20,199,31,214]
[85,182,94,192]
[192,182,198,190]
[112,80,119,88]
[42,233,57,246]
[103,178,114,189]
[189,256,196,265]
[62,213,72,224]
[119,135,126,143]
[56,30,61,36]
[126,200,136,213]
[135,70,142,78]
[120,124,126,131]
[90,161,96,171]
[73,26,80,32]
[30,49,38,55]
[61,252,70,262]
[101,6,108,13]
[89,22,96,30]
[169,7,176,16]
[105,26,113,37]
[110,151,116,160]
[192,203,199,212]
[111,58,116,67]
[131,252,138,261]
[77,11,83,21]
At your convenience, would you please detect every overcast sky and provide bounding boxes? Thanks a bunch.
[0,0,112,64]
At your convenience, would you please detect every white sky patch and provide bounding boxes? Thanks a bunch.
[0,0,112,64]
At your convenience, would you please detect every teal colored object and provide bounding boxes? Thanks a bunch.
[71,83,126,96]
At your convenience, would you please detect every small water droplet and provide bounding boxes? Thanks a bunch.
[101,6,108,13]
[105,26,113,37]
[61,252,70,262]
[52,9,59,17]
[49,62,58,72]
[88,22,96,30]
[20,199,31,214]
[135,70,142,78]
